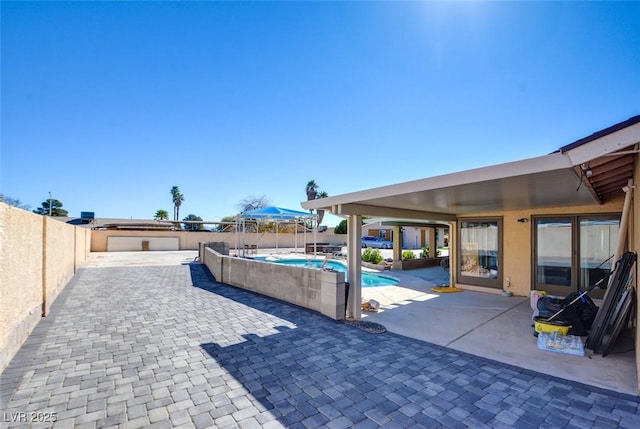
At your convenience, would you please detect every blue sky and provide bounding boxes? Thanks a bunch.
[2,1,639,227]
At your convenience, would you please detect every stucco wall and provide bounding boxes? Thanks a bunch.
[202,248,346,320]
[633,156,639,395]
[43,217,77,315]
[92,230,346,252]
[0,205,91,373]
[75,226,91,271]
[457,195,625,297]
[0,204,44,373]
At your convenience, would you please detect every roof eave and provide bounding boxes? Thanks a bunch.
[301,152,573,211]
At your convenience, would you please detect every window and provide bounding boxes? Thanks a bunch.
[458,218,502,288]
[378,230,389,240]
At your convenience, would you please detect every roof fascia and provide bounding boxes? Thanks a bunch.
[559,115,640,152]
[561,122,640,166]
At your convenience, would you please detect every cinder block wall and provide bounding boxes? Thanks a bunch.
[0,203,91,373]
[202,248,345,320]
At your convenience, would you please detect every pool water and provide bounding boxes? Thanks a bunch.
[257,258,399,287]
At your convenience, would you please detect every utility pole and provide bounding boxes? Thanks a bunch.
[48,191,52,216]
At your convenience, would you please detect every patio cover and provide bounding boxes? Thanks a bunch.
[300,115,640,320]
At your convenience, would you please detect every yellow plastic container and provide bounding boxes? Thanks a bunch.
[534,317,571,336]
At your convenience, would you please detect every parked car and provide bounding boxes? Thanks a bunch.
[361,236,393,249]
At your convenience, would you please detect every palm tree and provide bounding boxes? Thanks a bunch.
[154,209,169,220]
[305,180,318,202]
[316,191,328,225]
[305,180,329,225]
[170,186,185,221]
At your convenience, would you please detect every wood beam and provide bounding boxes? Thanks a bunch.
[591,155,634,176]
[591,168,634,187]
[572,167,602,204]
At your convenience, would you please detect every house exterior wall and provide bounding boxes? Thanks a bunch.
[633,155,639,394]
[403,227,422,249]
[363,224,447,250]
[362,225,393,240]
[456,195,626,297]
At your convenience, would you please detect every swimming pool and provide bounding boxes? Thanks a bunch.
[254,257,399,287]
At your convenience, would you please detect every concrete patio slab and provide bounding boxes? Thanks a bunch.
[361,268,638,396]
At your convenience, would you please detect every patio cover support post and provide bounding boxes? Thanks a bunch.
[392,226,402,269]
[347,214,362,319]
[449,221,457,286]
[314,214,318,257]
[428,227,436,257]
[241,218,246,258]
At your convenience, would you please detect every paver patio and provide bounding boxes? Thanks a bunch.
[1,257,639,428]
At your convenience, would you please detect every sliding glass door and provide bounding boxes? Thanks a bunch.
[534,215,620,297]
[535,218,573,294]
[579,218,620,295]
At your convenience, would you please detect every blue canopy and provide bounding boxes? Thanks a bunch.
[240,206,314,220]
[238,206,317,254]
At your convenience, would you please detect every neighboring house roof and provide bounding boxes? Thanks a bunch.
[101,223,176,231]
[301,115,639,221]
[62,217,176,230]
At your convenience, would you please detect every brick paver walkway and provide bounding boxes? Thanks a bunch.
[1,262,639,428]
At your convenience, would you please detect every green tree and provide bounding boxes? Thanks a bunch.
[217,215,237,232]
[334,219,347,234]
[170,186,184,221]
[334,216,366,234]
[0,194,30,210]
[154,209,169,220]
[33,198,68,216]
[182,214,203,230]
[362,248,383,264]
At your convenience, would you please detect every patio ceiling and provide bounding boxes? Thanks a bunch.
[301,116,640,221]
